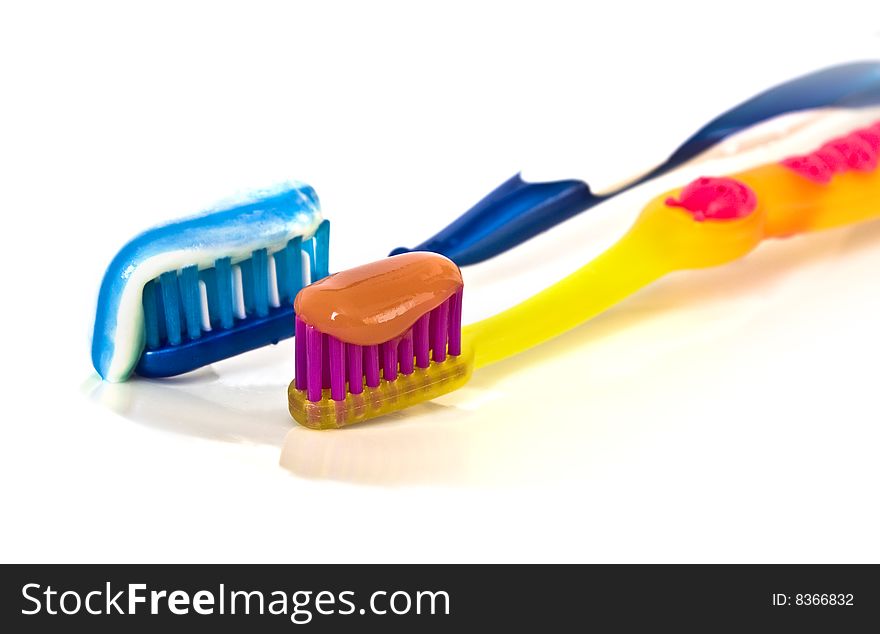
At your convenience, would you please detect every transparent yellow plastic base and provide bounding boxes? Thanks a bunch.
[288,348,475,429]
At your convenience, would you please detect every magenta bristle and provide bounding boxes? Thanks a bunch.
[414,313,430,368]
[382,340,398,381]
[295,317,307,390]
[398,331,414,375]
[328,336,346,401]
[306,325,323,402]
[448,289,463,356]
[295,292,464,404]
[364,344,380,387]
[430,300,449,363]
[347,343,363,395]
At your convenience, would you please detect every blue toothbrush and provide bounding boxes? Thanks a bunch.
[390,61,880,266]
[92,182,329,381]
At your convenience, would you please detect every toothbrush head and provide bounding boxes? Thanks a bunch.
[287,252,471,429]
[92,182,329,381]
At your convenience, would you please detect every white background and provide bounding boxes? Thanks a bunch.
[2,0,880,562]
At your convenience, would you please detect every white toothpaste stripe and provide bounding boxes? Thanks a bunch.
[198,279,212,331]
[232,265,246,320]
[268,254,280,308]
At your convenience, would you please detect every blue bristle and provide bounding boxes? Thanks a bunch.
[177,275,188,333]
[313,220,330,280]
[139,228,317,347]
[272,237,304,303]
[134,220,331,377]
[180,265,202,340]
[154,278,167,342]
[200,268,220,329]
[160,271,182,345]
[251,248,269,317]
[214,257,234,329]
[287,236,304,301]
[143,280,161,349]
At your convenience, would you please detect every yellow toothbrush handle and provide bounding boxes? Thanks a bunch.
[463,232,667,370]
[462,185,765,370]
[465,118,880,370]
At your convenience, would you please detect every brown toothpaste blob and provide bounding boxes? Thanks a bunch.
[294,252,463,346]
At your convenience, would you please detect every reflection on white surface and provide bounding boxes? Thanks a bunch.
[85,342,297,446]
[282,220,880,486]
[85,219,880,486]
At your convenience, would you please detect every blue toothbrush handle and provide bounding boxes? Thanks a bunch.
[391,61,880,266]
[390,174,600,266]
[660,61,880,172]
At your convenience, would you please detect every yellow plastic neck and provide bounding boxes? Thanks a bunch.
[462,231,666,370]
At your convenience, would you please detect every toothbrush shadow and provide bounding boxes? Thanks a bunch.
[281,220,880,486]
